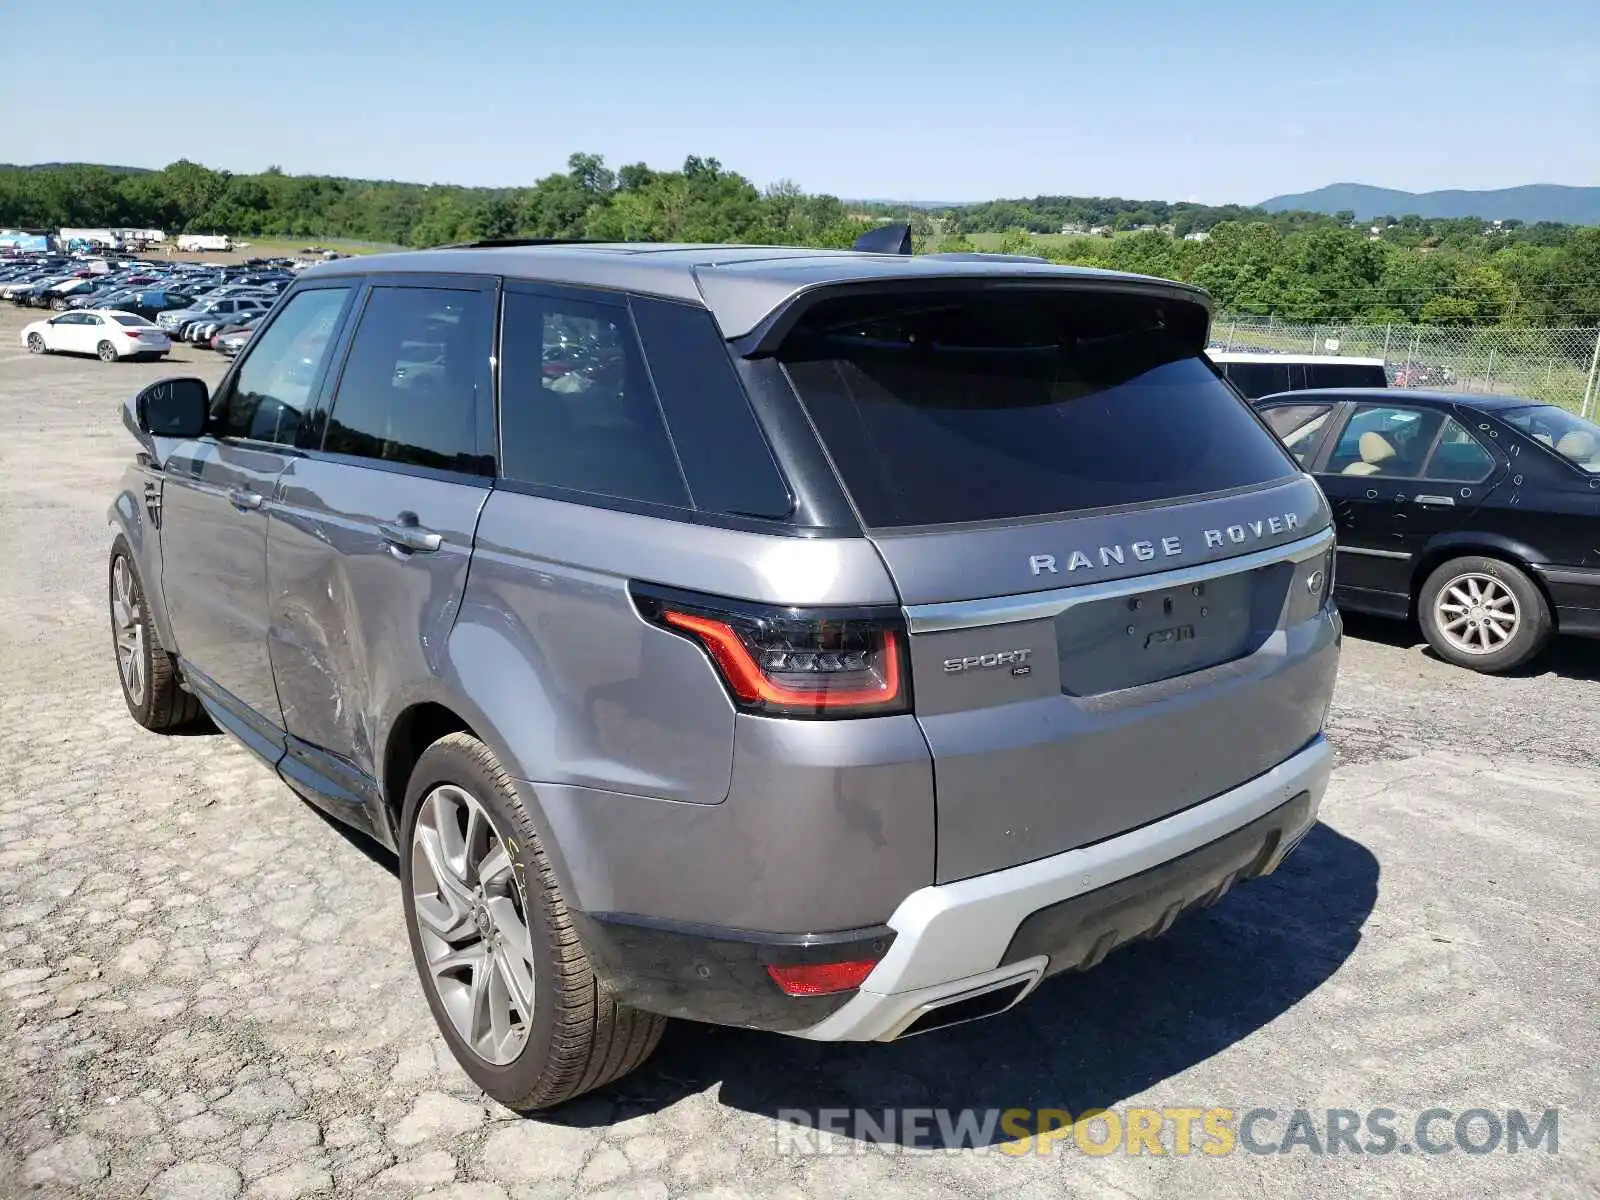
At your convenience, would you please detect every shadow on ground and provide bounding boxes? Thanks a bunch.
[546,821,1378,1147]
[1339,611,1600,681]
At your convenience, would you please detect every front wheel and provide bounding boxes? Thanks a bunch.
[26,332,45,354]
[400,733,665,1110]
[109,538,204,729]
[97,340,118,362]
[1418,555,1551,673]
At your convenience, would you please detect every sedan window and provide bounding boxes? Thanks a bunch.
[1325,404,1443,478]
[1501,406,1600,473]
[1260,403,1335,467]
[1422,418,1496,483]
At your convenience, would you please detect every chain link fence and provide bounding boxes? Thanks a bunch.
[1210,317,1600,418]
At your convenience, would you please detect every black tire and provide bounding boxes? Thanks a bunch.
[1418,555,1552,673]
[26,332,45,354]
[399,733,665,1110]
[109,537,204,730]
[97,340,118,363]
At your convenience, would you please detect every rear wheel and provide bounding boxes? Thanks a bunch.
[400,733,665,1110]
[109,538,204,730]
[97,340,118,363]
[1418,555,1551,673]
[26,332,45,354]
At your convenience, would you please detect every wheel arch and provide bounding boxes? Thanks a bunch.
[108,471,180,654]
[1410,531,1557,622]
[376,691,577,899]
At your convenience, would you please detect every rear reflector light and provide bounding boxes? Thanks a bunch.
[766,960,878,996]
[633,585,909,718]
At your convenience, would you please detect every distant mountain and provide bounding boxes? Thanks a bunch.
[1260,182,1600,225]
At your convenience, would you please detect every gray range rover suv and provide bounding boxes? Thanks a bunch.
[108,234,1340,1110]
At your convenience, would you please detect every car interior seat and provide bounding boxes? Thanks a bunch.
[1555,430,1597,463]
[1343,431,1397,476]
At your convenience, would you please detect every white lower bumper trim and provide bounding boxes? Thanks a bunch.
[796,735,1332,1042]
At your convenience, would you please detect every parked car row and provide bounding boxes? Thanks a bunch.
[0,250,288,361]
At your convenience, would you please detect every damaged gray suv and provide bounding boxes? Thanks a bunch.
[108,231,1340,1110]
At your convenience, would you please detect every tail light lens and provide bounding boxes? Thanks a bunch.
[632,584,910,718]
[766,960,878,996]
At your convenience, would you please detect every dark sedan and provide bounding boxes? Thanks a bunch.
[1255,388,1600,672]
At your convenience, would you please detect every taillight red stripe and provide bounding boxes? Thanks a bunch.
[662,610,901,709]
[766,960,878,996]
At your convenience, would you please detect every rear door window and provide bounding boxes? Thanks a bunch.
[498,289,689,508]
[1324,404,1444,478]
[1422,417,1496,482]
[322,285,494,475]
[779,291,1297,528]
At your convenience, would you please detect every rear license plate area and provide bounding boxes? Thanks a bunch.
[1055,564,1288,695]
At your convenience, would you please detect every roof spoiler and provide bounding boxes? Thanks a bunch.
[851,223,913,255]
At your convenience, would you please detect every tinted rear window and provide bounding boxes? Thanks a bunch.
[1220,361,1294,399]
[1304,362,1389,390]
[780,292,1296,527]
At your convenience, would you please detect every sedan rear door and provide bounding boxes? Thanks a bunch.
[1307,400,1506,613]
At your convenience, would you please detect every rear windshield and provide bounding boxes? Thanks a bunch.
[112,314,152,327]
[780,291,1297,527]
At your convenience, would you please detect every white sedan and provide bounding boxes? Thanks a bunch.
[20,309,171,362]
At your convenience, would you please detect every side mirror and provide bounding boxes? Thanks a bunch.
[136,377,210,438]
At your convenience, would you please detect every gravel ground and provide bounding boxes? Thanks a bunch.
[0,303,1595,1199]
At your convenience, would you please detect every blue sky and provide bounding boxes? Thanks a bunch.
[1,0,1595,203]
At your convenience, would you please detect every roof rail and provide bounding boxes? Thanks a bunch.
[922,251,1049,264]
[434,237,612,249]
[851,223,914,255]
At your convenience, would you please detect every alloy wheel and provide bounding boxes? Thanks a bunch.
[111,556,146,706]
[1434,571,1521,656]
[98,341,117,362]
[26,333,43,353]
[409,784,535,1065]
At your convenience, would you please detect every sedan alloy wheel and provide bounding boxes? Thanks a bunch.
[1433,571,1520,656]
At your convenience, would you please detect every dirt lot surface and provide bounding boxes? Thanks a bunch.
[0,301,1595,1199]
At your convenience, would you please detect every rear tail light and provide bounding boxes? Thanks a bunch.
[632,584,910,718]
[766,960,879,996]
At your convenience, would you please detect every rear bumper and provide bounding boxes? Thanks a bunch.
[572,735,1332,1039]
[795,733,1332,1041]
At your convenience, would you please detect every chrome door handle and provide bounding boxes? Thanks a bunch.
[229,488,264,511]
[1414,494,1456,507]
[380,516,443,554]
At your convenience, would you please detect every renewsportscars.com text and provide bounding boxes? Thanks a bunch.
[774,1106,1559,1157]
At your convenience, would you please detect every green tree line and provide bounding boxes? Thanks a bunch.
[0,154,873,254]
[2,156,1596,327]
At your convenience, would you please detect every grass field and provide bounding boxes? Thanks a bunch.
[154,236,401,267]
